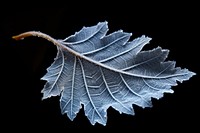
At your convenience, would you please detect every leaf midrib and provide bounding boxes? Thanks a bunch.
[58,42,189,79]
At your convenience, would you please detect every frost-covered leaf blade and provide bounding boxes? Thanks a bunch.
[59,52,83,121]
[41,47,66,99]
[41,21,195,126]
[62,22,108,53]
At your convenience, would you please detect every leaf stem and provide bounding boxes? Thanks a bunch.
[12,31,60,46]
[12,31,83,58]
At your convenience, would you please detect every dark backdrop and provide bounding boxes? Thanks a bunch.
[0,3,199,131]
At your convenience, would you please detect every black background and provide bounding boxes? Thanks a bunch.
[0,3,199,131]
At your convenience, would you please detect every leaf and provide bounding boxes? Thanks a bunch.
[36,21,195,126]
